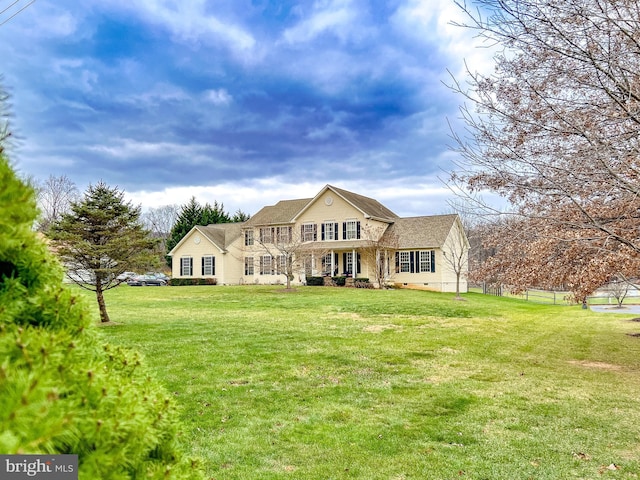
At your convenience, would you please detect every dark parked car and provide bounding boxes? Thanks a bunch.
[127,274,167,286]
[145,272,170,282]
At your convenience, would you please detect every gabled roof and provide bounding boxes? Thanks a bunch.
[198,223,244,251]
[383,214,460,249]
[244,198,312,227]
[293,185,398,221]
[168,222,244,256]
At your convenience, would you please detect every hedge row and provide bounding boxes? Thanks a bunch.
[306,276,370,287]
[169,278,218,286]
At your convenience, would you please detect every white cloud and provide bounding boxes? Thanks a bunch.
[203,88,232,106]
[391,0,495,77]
[282,0,363,45]
[114,0,256,55]
[87,139,213,163]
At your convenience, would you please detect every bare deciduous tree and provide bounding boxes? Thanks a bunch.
[253,226,329,289]
[360,224,399,289]
[448,0,640,298]
[605,274,635,309]
[441,221,470,299]
[141,204,179,257]
[36,174,79,232]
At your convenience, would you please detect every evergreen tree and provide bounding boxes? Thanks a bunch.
[49,182,157,323]
[231,208,251,222]
[165,197,238,266]
[201,200,231,225]
[165,197,203,264]
[0,154,203,478]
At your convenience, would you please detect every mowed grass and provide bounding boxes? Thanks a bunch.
[84,285,640,479]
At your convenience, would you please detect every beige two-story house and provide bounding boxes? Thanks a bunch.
[167,185,469,292]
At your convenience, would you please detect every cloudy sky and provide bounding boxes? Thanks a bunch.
[0,0,489,217]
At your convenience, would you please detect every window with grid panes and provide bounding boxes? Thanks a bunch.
[202,255,215,275]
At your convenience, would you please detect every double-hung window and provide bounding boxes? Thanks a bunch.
[244,230,254,246]
[419,251,431,273]
[244,257,254,275]
[302,223,316,242]
[180,257,193,276]
[260,227,273,244]
[277,226,291,244]
[399,251,411,273]
[260,255,273,275]
[344,220,360,240]
[322,222,337,240]
[202,255,215,275]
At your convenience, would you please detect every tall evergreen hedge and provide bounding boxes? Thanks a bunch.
[0,156,204,479]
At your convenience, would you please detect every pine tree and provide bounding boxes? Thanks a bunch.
[201,200,231,225]
[49,182,157,323]
[165,197,236,266]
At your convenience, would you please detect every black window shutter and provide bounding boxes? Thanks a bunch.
[410,251,415,273]
[334,253,339,275]
[357,253,361,274]
[431,250,436,272]
[212,256,216,275]
[335,223,339,240]
[189,257,193,276]
[321,223,325,240]
[343,253,347,274]
[356,221,361,239]
[395,252,399,273]
[201,257,205,275]
[342,222,346,240]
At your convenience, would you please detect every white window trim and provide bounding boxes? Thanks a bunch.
[180,257,193,276]
[203,255,215,276]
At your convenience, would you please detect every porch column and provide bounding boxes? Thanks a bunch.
[331,249,335,276]
[352,248,357,278]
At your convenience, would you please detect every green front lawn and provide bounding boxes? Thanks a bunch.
[88,285,640,479]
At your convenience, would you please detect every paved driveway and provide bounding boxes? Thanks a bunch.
[590,305,640,314]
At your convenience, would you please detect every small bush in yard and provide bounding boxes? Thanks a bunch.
[305,276,324,286]
[0,155,204,479]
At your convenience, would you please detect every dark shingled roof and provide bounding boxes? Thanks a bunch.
[328,185,399,220]
[244,198,312,226]
[382,214,459,249]
[198,222,244,250]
